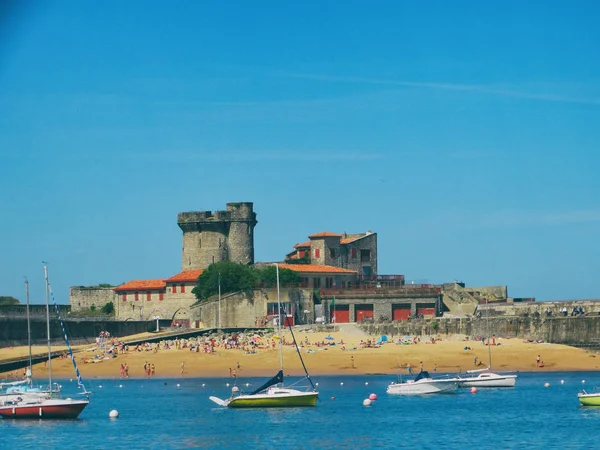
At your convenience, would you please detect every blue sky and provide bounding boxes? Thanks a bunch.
[1,1,599,304]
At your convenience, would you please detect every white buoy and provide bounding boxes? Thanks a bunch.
[109,410,119,419]
[119,385,123,388]
[340,382,344,386]
[363,398,372,406]
[544,382,550,388]
[70,379,73,382]
[226,383,230,387]
[245,383,250,387]
[202,384,206,387]
[561,380,565,385]
[365,382,369,386]
[232,386,239,393]
[315,383,319,386]
[582,380,586,384]
[176,383,181,388]
[98,385,103,389]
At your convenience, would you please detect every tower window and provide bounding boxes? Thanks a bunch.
[180,284,185,293]
[315,248,320,258]
[146,292,151,301]
[134,292,139,301]
[159,292,164,301]
[173,285,177,294]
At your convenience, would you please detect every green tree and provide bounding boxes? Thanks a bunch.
[0,296,20,305]
[90,304,96,312]
[192,261,258,301]
[101,301,115,314]
[258,265,301,286]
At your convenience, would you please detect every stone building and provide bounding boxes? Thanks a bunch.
[285,231,378,278]
[111,270,203,323]
[178,202,257,271]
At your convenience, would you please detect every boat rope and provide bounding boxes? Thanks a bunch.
[47,282,88,395]
[282,305,317,391]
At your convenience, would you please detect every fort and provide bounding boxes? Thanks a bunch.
[4,199,589,348]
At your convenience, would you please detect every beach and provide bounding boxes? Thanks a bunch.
[1,328,598,380]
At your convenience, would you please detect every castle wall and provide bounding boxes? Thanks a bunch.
[468,286,507,300]
[189,288,313,328]
[69,287,117,312]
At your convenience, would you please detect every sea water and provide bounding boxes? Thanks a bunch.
[1,371,599,449]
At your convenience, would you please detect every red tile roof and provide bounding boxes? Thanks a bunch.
[294,241,311,248]
[278,264,357,274]
[165,270,204,283]
[286,254,299,260]
[340,236,361,244]
[308,232,342,238]
[114,279,166,291]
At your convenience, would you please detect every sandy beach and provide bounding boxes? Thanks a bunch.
[1,327,598,380]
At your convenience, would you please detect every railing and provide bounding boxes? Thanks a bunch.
[320,286,441,297]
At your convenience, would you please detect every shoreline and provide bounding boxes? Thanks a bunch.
[2,329,599,380]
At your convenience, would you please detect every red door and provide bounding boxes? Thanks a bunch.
[417,308,435,317]
[355,306,374,322]
[331,309,350,323]
[392,305,411,321]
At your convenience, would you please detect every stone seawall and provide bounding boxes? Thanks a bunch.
[0,319,155,347]
[358,315,600,346]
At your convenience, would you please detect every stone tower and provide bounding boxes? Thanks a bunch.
[177,202,257,270]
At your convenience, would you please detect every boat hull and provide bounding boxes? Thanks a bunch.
[578,393,600,407]
[387,380,459,395]
[0,399,89,419]
[228,391,318,408]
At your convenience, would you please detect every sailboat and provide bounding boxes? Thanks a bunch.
[0,278,54,406]
[459,299,517,388]
[209,264,318,408]
[0,264,90,419]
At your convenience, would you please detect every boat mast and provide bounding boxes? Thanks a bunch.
[25,278,33,379]
[486,297,492,370]
[43,263,52,390]
[276,264,283,373]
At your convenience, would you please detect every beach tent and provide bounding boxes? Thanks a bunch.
[325,335,334,341]
[377,336,389,344]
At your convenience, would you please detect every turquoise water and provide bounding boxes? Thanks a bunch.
[1,371,599,449]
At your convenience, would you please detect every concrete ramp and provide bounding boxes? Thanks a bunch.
[335,323,371,338]
[442,283,479,316]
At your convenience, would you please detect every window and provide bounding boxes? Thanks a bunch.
[299,250,305,258]
[180,284,185,293]
[159,292,164,301]
[146,292,151,301]
[315,248,320,258]
[172,285,177,294]
[361,249,371,262]
[351,248,357,259]
[313,278,321,288]
[330,248,336,258]
[122,292,127,302]
[134,292,139,301]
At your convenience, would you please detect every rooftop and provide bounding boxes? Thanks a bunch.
[165,270,204,283]
[114,279,166,291]
[278,263,357,274]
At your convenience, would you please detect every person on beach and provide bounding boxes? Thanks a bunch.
[151,363,156,377]
[351,356,355,369]
[181,361,185,375]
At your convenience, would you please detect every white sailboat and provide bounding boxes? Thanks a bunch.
[0,264,90,419]
[210,263,318,408]
[459,299,517,388]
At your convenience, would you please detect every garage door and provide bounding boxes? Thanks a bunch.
[392,304,411,321]
[355,305,374,322]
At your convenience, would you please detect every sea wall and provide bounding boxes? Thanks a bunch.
[359,315,600,346]
[0,319,155,347]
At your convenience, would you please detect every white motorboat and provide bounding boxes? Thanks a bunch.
[459,369,517,388]
[386,371,460,395]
